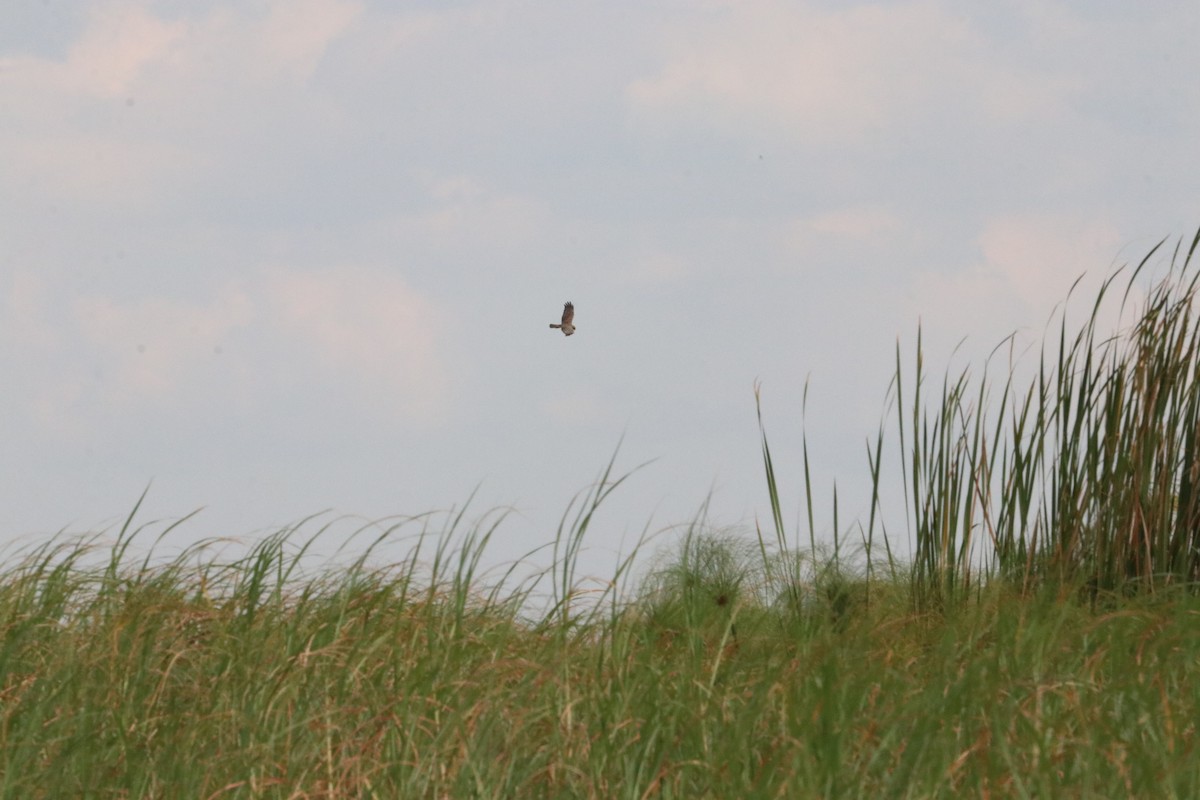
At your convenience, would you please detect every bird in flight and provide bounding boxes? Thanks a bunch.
[549,301,575,336]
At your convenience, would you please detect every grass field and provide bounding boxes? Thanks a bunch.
[2,233,1198,798]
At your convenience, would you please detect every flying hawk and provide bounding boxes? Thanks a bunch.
[549,301,575,336]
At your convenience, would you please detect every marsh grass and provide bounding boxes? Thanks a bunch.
[852,229,1200,608]
[3,233,1200,797]
[3,516,1198,798]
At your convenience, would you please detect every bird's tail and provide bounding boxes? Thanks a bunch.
[549,324,561,328]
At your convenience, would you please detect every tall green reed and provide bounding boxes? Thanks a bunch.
[892,229,1200,605]
[756,228,1200,610]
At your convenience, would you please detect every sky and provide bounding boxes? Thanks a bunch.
[2,0,1198,580]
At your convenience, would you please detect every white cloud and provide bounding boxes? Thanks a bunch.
[787,206,905,248]
[391,174,552,253]
[0,1,363,206]
[8,133,209,205]
[49,0,363,93]
[2,266,452,436]
[67,4,187,98]
[72,286,254,400]
[259,0,364,82]
[975,215,1124,312]
[263,265,450,421]
[0,5,193,201]
[909,214,1127,351]
[628,0,1075,144]
[6,281,253,436]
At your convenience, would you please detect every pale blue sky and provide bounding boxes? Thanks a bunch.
[2,1,1198,575]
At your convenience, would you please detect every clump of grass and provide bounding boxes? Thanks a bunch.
[757,229,1200,609]
[913,228,1200,601]
[637,524,753,662]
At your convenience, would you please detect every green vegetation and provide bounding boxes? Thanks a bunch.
[885,231,1200,608]
[2,231,1199,797]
